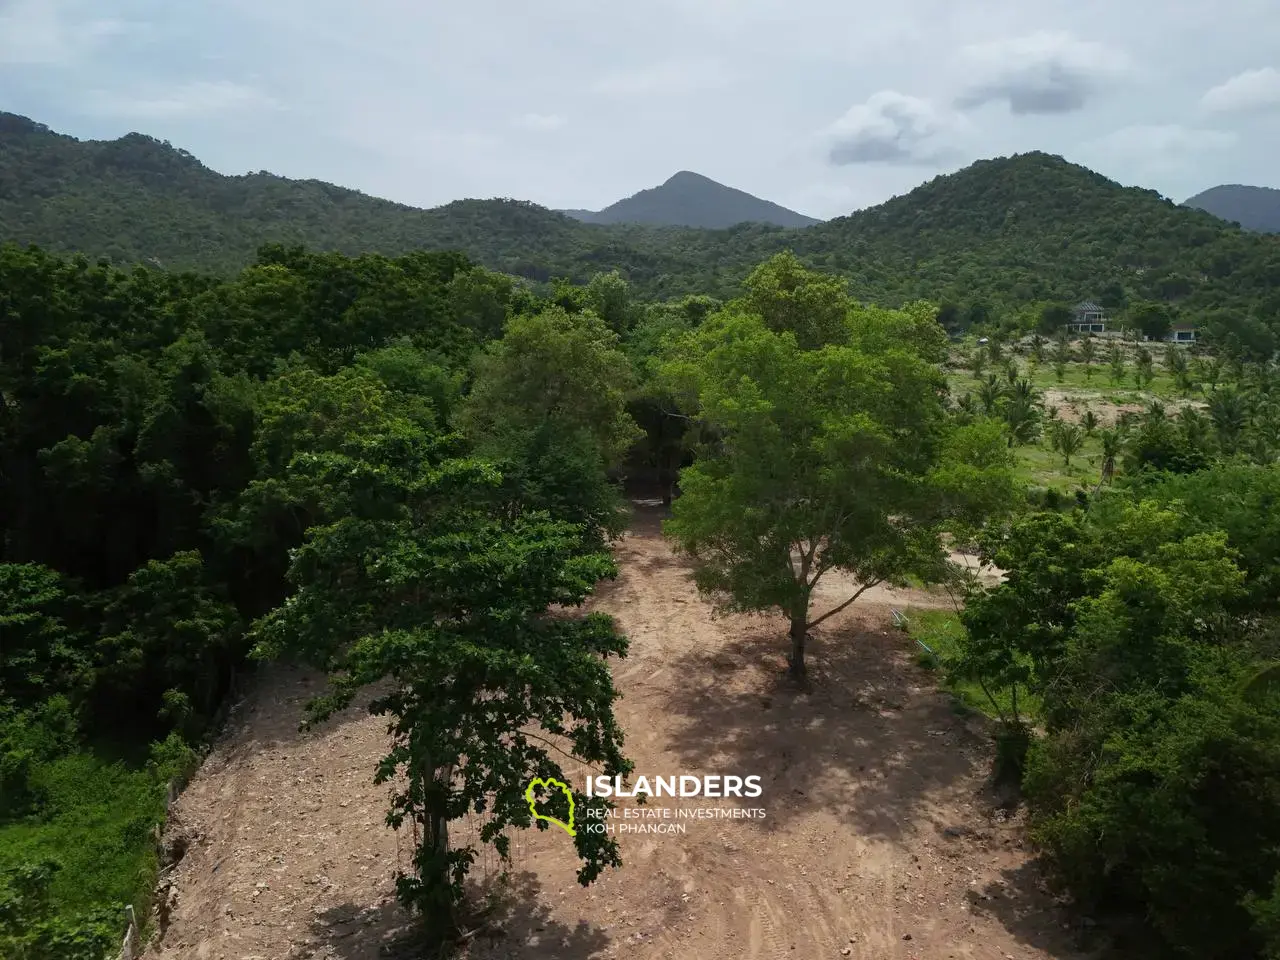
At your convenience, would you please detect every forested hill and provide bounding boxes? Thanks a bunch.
[1185,184,1280,234]
[0,110,718,283]
[781,153,1280,323]
[3,112,1280,324]
[562,170,822,228]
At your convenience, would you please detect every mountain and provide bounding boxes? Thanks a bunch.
[561,171,821,229]
[3,112,1280,327]
[1184,184,1280,233]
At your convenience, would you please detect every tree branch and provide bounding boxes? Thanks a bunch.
[805,578,883,631]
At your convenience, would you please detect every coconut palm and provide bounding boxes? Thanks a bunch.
[1079,337,1096,380]
[1209,386,1249,453]
[1051,421,1085,466]
[1099,428,1122,485]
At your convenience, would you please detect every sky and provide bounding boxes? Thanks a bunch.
[3,0,1280,221]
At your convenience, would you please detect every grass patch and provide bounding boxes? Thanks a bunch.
[899,607,1040,722]
[0,747,169,944]
[948,361,1195,401]
[1014,438,1102,492]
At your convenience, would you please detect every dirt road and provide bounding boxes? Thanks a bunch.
[148,503,1089,960]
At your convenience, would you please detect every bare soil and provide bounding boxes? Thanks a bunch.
[148,503,1095,960]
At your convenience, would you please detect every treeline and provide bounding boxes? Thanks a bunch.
[3,238,1279,960]
[8,114,1280,333]
[0,241,693,954]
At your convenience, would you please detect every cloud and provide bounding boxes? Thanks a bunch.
[1079,123,1238,183]
[0,0,129,65]
[513,112,568,131]
[824,91,969,166]
[1199,67,1280,114]
[1093,123,1237,155]
[86,80,281,120]
[954,31,1132,114]
[591,59,732,97]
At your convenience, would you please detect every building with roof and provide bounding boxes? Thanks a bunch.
[1067,301,1107,335]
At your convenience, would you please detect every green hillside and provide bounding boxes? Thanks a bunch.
[3,113,1280,329]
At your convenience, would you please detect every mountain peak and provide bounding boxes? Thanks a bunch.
[1184,184,1280,233]
[562,171,820,229]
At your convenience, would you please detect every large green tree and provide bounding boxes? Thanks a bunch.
[661,298,1015,679]
[458,305,642,543]
[242,365,633,938]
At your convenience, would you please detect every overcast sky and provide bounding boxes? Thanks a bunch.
[3,0,1280,221]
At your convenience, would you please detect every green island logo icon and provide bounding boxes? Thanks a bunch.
[525,777,576,837]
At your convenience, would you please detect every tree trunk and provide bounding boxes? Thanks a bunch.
[788,612,808,680]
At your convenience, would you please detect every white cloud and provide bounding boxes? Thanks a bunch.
[824,91,970,165]
[86,80,282,120]
[1093,123,1238,154]
[0,0,128,65]
[954,31,1133,114]
[1078,123,1239,186]
[1200,67,1280,113]
[591,59,732,97]
[513,112,568,131]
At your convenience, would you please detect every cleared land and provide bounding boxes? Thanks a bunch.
[147,503,1096,960]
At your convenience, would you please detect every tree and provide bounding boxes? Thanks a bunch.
[661,301,1015,680]
[1050,421,1084,466]
[1166,346,1194,395]
[1030,333,1046,364]
[459,306,642,542]
[585,270,640,333]
[1134,347,1155,389]
[446,266,513,341]
[978,374,1005,415]
[1209,387,1249,454]
[1079,337,1096,380]
[741,252,851,349]
[1081,409,1099,434]
[1109,344,1127,385]
[1051,333,1071,383]
[1131,301,1172,342]
[1099,428,1122,485]
[244,366,633,938]
[1039,303,1072,335]
[970,345,987,380]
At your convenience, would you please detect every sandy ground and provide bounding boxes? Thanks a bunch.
[147,503,1093,960]
[1041,387,1205,427]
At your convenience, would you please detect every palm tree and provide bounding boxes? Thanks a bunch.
[971,345,987,380]
[1004,359,1019,385]
[1099,428,1122,485]
[1166,347,1193,395]
[1004,396,1041,447]
[978,375,1005,415]
[1197,356,1223,392]
[1134,348,1155,390]
[1080,337,1097,380]
[1179,406,1212,453]
[1108,344,1126,385]
[1209,386,1249,453]
[1081,409,1099,434]
[1052,421,1085,466]
[1030,333,1045,364]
